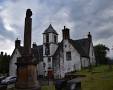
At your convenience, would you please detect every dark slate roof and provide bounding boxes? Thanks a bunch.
[69,39,88,57]
[75,38,90,55]
[18,45,43,61]
[53,38,90,57]
[18,46,24,54]
[43,24,58,35]
[32,45,43,61]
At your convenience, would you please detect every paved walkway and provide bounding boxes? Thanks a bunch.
[38,77,84,86]
[38,78,54,86]
[70,77,84,82]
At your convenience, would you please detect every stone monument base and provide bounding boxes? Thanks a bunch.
[15,55,41,90]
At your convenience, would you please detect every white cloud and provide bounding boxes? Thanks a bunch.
[0,37,14,55]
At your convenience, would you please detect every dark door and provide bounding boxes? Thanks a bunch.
[48,71,52,78]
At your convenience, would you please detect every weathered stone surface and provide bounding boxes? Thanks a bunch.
[24,17,32,55]
[15,56,40,89]
[15,9,40,90]
[16,55,38,65]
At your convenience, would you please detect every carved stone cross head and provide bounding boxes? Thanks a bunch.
[26,9,32,18]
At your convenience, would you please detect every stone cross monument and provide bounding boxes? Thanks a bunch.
[15,9,40,90]
[24,9,32,55]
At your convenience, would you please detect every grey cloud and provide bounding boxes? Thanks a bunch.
[0,0,113,57]
[95,30,113,39]
[0,17,15,40]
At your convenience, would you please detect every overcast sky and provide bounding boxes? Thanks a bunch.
[0,0,113,58]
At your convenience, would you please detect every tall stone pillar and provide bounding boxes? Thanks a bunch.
[15,9,40,90]
[24,10,32,55]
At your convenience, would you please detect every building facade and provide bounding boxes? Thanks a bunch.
[9,24,96,79]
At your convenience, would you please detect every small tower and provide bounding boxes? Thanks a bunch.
[42,24,58,77]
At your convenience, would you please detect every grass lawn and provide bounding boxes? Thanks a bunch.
[41,65,113,90]
[41,86,55,90]
[81,65,113,90]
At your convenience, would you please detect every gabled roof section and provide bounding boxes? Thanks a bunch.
[75,38,90,55]
[43,24,58,35]
[69,39,88,57]
[53,39,89,58]
[18,46,24,55]
[32,45,43,61]
[11,45,43,61]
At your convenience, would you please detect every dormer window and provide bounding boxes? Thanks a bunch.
[46,34,49,42]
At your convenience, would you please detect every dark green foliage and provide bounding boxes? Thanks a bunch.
[0,54,10,73]
[94,44,110,64]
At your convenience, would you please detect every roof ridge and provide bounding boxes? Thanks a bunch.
[75,38,88,41]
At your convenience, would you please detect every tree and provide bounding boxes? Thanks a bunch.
[0,54,10,73]
[94,44,109,64]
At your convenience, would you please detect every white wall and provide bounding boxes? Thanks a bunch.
[43,57,53,76]
[54,39,81,79]
[37,61,44,76]
[89,42,96,65]
[43,33,58,56]
[43,33,58,77]
[81,57,89,67]
[9,49,21,76]
[63,40,81,71]
[43,33,58,44]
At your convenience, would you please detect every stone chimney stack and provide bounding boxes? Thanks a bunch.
[62,26,70,40]
[15,38,21,48]
[32,42,37,48]
[87,32,92,41]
